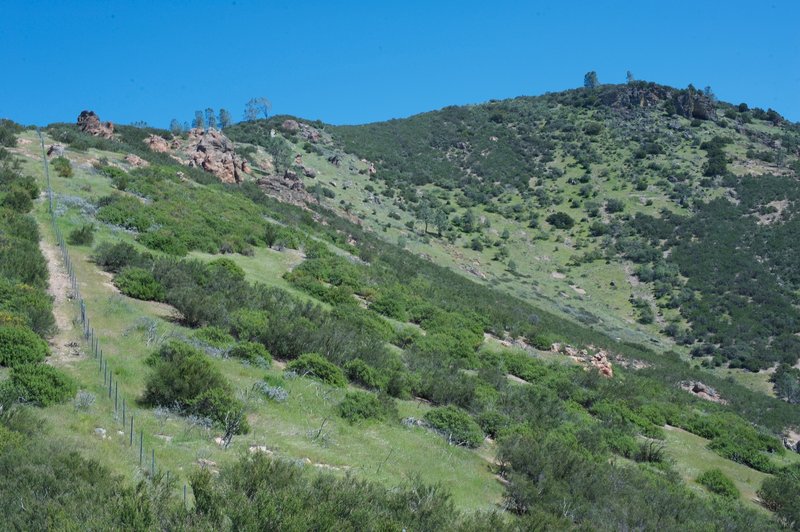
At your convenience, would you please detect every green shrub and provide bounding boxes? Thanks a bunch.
[337,391,396,423]
[758,463,800,527]
[286,353,347,388]
[344,358,385,390]
[10,364,76,406]
[114,267,165,301]
[67,224,95,246]
[546,212,574,229]
[142,341,245,432]
[0,326,49,367]
[52,157,73,177]
[229,341,271,364]
[193,326,235,348]
[0,278,55,336]
[424,405,484,447]
[696,469,739,499]
[229,309,269,342]
[93,241,150,273]
[2,187,33,213]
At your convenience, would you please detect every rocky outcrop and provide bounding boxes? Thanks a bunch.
[185,128,245,184]
[551,343,613,377]
[77,110,114,138]
[256,169,316,208]
[281,119,300,134]
[600,84,717,121]
[124,153,149,168]
[679,381,727,404]
[145,134,170,153]
[46,144,65,157]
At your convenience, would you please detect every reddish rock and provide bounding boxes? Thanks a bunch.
[124,153,149,168]
[77,110,114,138]
[145,134,170,153]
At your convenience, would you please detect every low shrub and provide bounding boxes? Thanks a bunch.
[67,224,95,246]
[344,358,385,390]
[193,326,235,348]
[696,469,739,499]
[2,187,33,213]
[423,405,484,447]
[142,340,247,433]
[337,391,396,423]
[114,267,165,301]
[229,342,271,364]
[0,326,49,367]
[758,463,800,526]
[229,309,269,342]
[286,353,347,388]
[11,364,77,406]
[52,157,73,177]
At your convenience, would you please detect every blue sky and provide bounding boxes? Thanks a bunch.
[1,1,798,127]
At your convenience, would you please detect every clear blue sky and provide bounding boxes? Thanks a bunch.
[1,0,798,127]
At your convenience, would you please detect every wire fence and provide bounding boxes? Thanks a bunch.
[36,130,190,508]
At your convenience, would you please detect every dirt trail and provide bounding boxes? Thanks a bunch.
[39,237,79,363]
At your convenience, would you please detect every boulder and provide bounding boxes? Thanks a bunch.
[185,128,244,184]
[124,153,149,168]
[77,110,114,138]
[47,144,65,157]
[145,134,170,153]
[281,120,300,133]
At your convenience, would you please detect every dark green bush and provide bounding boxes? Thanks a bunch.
[228,341,271,364]
[67,224,95,246]
[287,353,347,388]
[424,405,484,447]
[546,212,574,229]
[93,242,151,273]
[696,469,739,499]
[142,341,246,433]
[337,391,396,423]
[758,463,800,527]
[193,326,235,348]
[0,278,55,336]
[114,267,165,301]
[10,364,76,406]
[344,358,385,390]
[229,309,269,342]
[0,326,49,367]
[2,187,33,213]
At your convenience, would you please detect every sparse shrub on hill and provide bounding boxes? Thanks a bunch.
[344,358,386,390]
[0,325,49,367]
[142,340,248,433]
[2,187,33,213]
[228,341,271,364]
[697,469,739,499]
[67,223,95,246]
[114,267,165,301]
[51,156,72,177]
[337,391,396,423]
[758,463,800,527]
[10,363,76,406]
[546,212,574,229]
[287,353,347,387]
[424,405,484,447]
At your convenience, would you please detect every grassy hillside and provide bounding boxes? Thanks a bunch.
[228,82,800,382]
[1,85,799,528]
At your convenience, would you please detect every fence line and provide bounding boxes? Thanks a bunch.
[36,130,189,505]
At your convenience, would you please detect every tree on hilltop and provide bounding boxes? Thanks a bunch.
[584,71,599,89]
[244,97,272,121]
[205,108,217,129]
[218,109,232,129]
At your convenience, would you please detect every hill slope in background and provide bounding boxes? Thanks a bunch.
[1,80,799,528]
[226,82,800,379]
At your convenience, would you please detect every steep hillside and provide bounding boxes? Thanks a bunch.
[226,82,800,382]
[1,84,800,529]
